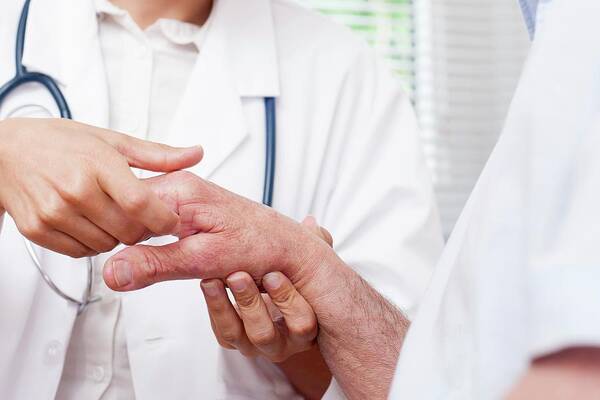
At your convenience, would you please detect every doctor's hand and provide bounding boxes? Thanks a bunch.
[0,118,203,258]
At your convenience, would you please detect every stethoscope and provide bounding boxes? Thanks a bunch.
[0,0,276,314]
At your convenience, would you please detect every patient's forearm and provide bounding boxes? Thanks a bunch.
[295,252,409,400]
[277,346,332,399]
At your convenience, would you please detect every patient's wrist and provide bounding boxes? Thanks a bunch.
[285,235,352,318]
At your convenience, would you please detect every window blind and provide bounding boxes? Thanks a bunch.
[298,0,416,96]
[419,0,530,234]
[297,0,530,235]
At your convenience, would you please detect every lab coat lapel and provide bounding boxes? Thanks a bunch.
[167,37,248,180]
[166,0,280,179]
[21,0,109,128]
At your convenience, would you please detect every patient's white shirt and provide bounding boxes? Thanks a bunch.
[390,1,600,398]
[55,1,205,399]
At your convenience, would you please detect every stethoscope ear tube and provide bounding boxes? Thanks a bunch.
[15,0,32,76]
[0,0,72,119]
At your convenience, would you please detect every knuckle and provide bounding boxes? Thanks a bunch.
[38,199,66,225]
[134,246,161,280]
[20,217,47,241]
[61,177,94,205]
[169,170,197,184]
[216,337,234,349]
[208,298,230,314]
[289,317,318,340]
[155,144,171,168]
[120,189,149,213]
[219,327,243,345]
[235,292,262,310]
[273,286,296,306]
[249,328,277,348]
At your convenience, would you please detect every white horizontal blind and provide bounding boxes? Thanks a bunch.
[298,0,417,96]
[419,0,530,234]
[297,0,530,235]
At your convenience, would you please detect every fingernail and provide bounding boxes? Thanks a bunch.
[263,273,282,291]
[228,276,247,293]
[201,281,220,297]
[113,261,132,287]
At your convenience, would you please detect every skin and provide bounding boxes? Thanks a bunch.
[103,171,409,399]
[107,1,332,395]
[6,1,593,398]
[200,217,333,399]
[0,118,202,257]
[105,171,600,399]
[507,348,600,400]
[110,0,213,28]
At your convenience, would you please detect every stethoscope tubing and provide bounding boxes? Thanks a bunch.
[263,97,276,207]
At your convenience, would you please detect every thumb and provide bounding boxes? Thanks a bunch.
[99,129,204,172]
[301,216,333,247]
[103,234,218,291]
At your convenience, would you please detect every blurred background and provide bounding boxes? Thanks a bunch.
[297,0,530,236]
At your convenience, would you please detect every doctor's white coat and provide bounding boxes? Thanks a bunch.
[0,0,443,398]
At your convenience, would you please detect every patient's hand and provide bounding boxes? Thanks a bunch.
[201,216,332,362]
[201,271,317,363]
[103,171,332,292]
[201,216,333,397]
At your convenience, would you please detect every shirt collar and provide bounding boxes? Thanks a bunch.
[94,0,207,48]
[519,0,539,39]
[205,0,280,97]
[94,0,125,18]
[22,0,280,98]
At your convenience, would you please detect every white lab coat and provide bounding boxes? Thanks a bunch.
[390,0,600,398]
[0,0,443,399]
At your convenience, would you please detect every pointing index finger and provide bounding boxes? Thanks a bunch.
[96,157,179,236]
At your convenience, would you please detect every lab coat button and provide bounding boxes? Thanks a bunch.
[44,341,63,365]
[90,365,105,383]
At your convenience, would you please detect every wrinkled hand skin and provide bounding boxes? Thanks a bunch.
[103,171,330,292]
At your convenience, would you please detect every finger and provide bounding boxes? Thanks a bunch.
[103,234,218,291]
[79,187,147,246]
[301,216,333,247]
[201,279,257,356]
[96,158,179,235]
[262,272,318,347]
[96,128,204,172]
[54,215,119,254]
[208,315,235,350]
[227,272,285,357]
[24,226,96,259]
